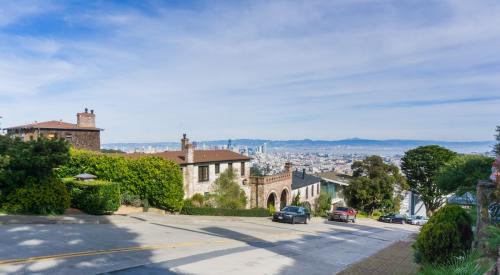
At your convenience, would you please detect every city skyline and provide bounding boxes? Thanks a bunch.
[0,1,499,143]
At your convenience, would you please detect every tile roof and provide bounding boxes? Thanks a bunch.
[128,150,251,165]
[292,171,322,190]
[5,120,101,131]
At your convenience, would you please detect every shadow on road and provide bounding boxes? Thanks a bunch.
[0,215,152,274]
[111,217,416,274]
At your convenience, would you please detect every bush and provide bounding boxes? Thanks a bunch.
[57,150,184,212]
[121,192,142,207]
[2,177,70,215]
[314,192,332,217]
[418,250,493,275]
[414,205,473,265]
[66,180,121,215]
[211,169,247,209]
[181,207,269,217]
[191,193,205,207]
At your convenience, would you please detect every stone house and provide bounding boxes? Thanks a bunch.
[147,134,252,206]
[5,109,101,151]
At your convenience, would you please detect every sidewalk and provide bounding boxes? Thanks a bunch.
[338,234,420,275]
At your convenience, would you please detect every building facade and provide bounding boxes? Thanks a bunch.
[5,109,101,151]
[291,170,322,210]
[316,172,351,210]
[147,134,252,206]
[250,162,293,210]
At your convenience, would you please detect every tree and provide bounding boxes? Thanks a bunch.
[435,154,494,195]
[212,169,247,209]
[401,145,457,216]
[0,136,71,214]
[343,155,406,216]
[0,136,69,200]
[291,192,301,206]
[494,126,500,156]
[314,192,332,217]
[250,166,264,177]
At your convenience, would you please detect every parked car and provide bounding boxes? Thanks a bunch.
[329,207,357,223]
[272,206,310,224]
[378,214,407,224]
[489,203,500,225]
[407,215,429,226]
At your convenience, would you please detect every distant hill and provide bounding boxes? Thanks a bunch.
[104,138,495,154]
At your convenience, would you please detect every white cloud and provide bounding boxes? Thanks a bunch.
[0,0,499,142]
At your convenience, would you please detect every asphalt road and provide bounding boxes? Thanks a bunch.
[0,213,419,275]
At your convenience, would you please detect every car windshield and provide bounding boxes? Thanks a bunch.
[336,207,349,211]
[282,206,299,213]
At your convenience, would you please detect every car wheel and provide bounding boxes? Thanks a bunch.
[352,217,356,223]
[291,218,295,224]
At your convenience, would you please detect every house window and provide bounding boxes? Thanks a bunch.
[241,162,245,176]
[65,134,73,142]
[215,163,220,174]
[317,183,320,195]
[198,166,209,182]
[228,163,233,171]
[306,187,309,199]
[312,184,314,197]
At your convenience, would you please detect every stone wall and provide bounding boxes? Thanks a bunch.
[250,171,292,210]
[12,128,100,151]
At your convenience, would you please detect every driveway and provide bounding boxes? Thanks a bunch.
[0,213,419,275]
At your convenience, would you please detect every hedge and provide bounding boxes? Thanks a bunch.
[181,207,270,217]
[2,177,70,215]
[56,150,184,211]
[414,205,473,265]
[66,179,121,215]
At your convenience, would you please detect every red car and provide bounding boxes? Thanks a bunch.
[329,207,357,223]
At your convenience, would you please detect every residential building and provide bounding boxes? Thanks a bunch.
[5,109,102,151]
[291,169,322,209]
[315,172,351,210]
[145,134,252,206]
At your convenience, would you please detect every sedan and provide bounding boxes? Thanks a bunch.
[272,206,309,224]
[408,215,429,226]
[378,214,407,224]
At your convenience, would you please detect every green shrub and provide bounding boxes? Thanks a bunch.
[191,193,205,207]
[121,192,142,207]
[57,150,184,212]
[181,207,270,217]
[418,250,493,275]
[414,205,473,265]
[483,225,500,256]
[2,177,70,215]
[314,192,332,217]
[66,180,121,215]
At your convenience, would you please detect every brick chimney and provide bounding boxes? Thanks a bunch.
[185,143,194,163]
[181,134,189,151]
[284,162,293,173]
[77,108,96,128]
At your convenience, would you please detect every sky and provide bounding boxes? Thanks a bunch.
[0,0,499,143]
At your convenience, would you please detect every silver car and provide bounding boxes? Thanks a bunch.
[409,215,429,226]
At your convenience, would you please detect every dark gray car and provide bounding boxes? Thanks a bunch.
[272,206,310,224]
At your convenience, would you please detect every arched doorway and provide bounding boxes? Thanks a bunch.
[280,189,288,210]
[267,192,277,210]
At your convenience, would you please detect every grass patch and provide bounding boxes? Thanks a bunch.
[418,250,493,275]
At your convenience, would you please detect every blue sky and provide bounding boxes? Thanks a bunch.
[0,0,499,143]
